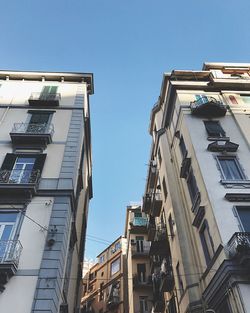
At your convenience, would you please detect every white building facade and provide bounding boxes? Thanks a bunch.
[0,70,93,313]
[143,63,250,312]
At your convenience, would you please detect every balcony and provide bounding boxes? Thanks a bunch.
[10,123,54,146]
[227,232,250,264]
[148,163,158,189]
[133,274,152,289]
[130,217,148,234]
[142,193,152,214]
[29,92,61,106]
[131,241,151,258]
[107,296,120,310]
[147,217,156,241]
[0,169,40,197]
[160,271,174,293]
[150,226,169,256]
[190,96,227,118]
[152,300,165,313]
[0,240,22,292]
[151,193,162,217]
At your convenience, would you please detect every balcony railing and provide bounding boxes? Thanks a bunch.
[147,217,156,241]
[10,123,54,145]
[0,170,40,185]
[0,240,23,267]
[131,241,151,257]
[151,193,163,217]
[11,123,54,135]
[29,92,61,106]
[132,217,148,227]
[133,274,152,288]
[227,232,250,259]
[190,96,227,118]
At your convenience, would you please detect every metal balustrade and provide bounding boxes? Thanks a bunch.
[190,96,227,117]
[11,123,54,135]
[0,240,23,267]
[0,169,40,184]
[29,92,61,102]
[227,232,250,259]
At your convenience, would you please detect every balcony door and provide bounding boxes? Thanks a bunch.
[235,206,250,231]
[40,86,58,100]
[0,212,18,259]
[136,236,144,253]
[10,157,36,184]
[27,112,51,134]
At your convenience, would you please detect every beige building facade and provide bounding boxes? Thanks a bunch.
[125,205,153,313]
[81,237,127,313]
[0,70,94,313]
[143,63,250,312]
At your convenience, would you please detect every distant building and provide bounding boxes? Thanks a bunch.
[125,205,153,313]
[81,237,128,313]
[142,63,250,312]
[0,70,94,313]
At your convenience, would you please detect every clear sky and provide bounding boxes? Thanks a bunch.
[0,0,250,259]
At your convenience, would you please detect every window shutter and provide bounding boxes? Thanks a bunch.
[1,154,17,170]
[33,154,47,173]
[204,121,225,137]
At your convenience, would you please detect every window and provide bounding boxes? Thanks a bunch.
[235,206,250,231]
[134,210,142,218]
[200,220,214,265]
[204,121,226,137]
[162,177,168,200]
[168,214,174,239]
[99,255,105,264]
[187,169,199,204]
[136,236,144,252]
[179,136,187,158]
[0,153,46,184]
[110,258,120,276]
[158,148,162,166]
[139,296,148,313]
[40,86,58,100]
[26,111,53,134]
[137,263,146,283]
[99,282,104,301]
[217,156,245,180]
[241,95,250,104]
[0,211,21,259]
[176,262,184,297]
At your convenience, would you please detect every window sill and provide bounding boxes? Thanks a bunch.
[220,180,250,188]
[207,136,230,142]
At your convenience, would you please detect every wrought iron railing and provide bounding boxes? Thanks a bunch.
[11,123,54,135]
[131,241,151,255]
[227,232,250,258]
[133,274,152,286]
[132,217,148,227]
[190,96,225,111]
[29,92,61,102]
[0,169,40,184]
[0,240,23,266]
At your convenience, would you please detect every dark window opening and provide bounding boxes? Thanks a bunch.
[204,121,226,137]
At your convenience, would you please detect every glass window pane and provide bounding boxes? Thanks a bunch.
[236,207,250,231]
[0,213,18,222]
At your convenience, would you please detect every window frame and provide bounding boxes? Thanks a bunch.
[110,257,120,276]
[203,120,226,138]
[199,220,215,265]
[216,156,246,181]
[234,206,250,232]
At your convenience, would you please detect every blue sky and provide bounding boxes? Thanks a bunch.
[0,0,250,258]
